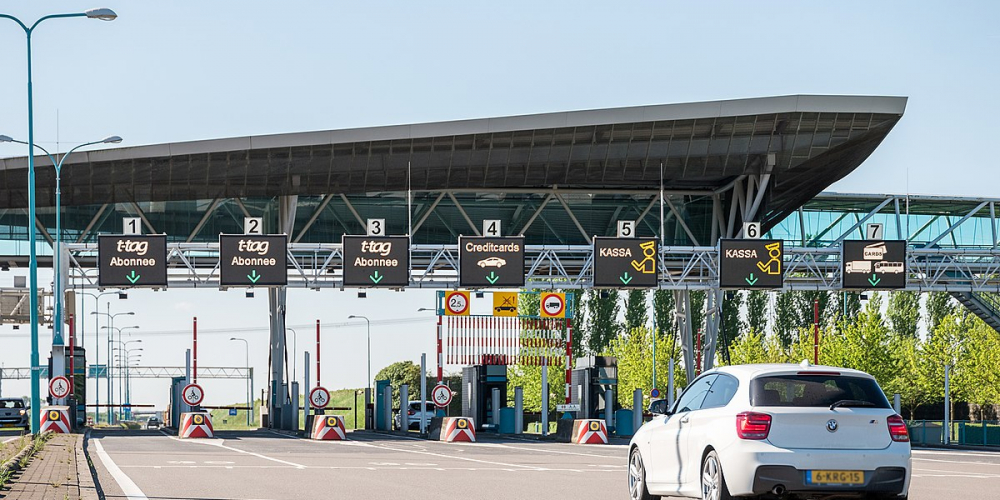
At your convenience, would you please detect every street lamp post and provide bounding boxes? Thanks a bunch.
[80,291,121,423]
[286,328,298,384]
[92,310,134,423]
[230,338,251,427]
[105,327,138,420]
[113,342,141,420]
[0,136,123,347]
[0,7,118,434]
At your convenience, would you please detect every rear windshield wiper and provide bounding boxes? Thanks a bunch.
[830,400,876,410]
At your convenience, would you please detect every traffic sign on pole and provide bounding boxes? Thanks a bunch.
[49,376,70,399]
[444,291,470,316]
[219,234,288,287]
[459,237,525,288]
[98,235,168,287]
[719,239,784,289]
[310,386,331,409]
[182,383,205,407]
[593,237,658,288]
[432,384,453,408]
[342,235,410,287]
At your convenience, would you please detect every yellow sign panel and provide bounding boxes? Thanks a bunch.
[540,292,566,318]
[444,291,471,316]
[493,292,518,317]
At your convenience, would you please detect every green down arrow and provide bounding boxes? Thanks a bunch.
[247,270,261,284]
[369,270,384,284]
[619,271,633,285]
[868,274,881,286]
[126,270,141,284]
[486,271,500,284]
[745,273,758,286]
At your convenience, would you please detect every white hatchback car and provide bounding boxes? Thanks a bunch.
[628,363,910,500]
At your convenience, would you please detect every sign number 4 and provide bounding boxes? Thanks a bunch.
[483,220,501,237]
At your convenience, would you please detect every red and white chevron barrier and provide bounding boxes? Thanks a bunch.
[311,414,346,441]
[179,412,214,439]
[571,419,608,444]
[440,417,476,443]
[40,407,71,434]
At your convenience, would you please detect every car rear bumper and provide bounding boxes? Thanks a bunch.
[720,442,910,497]
[752,465,907,496]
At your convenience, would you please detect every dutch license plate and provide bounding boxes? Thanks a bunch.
[807,470,864,485]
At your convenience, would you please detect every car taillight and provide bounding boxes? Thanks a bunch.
[408,410,415,416]
[736,411,772,440]
[887,414,909,442]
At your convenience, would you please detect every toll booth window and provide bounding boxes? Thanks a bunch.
[700,374,739,409]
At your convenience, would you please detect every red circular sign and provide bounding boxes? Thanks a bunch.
[182,384,205,406]
[310,386,330,409]
[445,291,469,315]
[431,384,453,408]
[541,293,565,317]
[49,376,71,399]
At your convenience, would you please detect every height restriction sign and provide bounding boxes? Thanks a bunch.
[444,291,471,316]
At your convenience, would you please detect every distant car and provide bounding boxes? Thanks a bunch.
[0,398,29,431]
[394,401,436,431]
[146,417,161,429]
[628,363,910,500]
[477,257,506,268]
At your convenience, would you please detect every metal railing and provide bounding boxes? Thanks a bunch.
[908,420,1000,447]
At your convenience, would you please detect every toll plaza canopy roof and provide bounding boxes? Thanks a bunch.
[1,94,904,212]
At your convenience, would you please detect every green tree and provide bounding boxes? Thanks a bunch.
[924,291,955,334]
[653,289,675,336]
[720,291,744,358]
[567,290,585,359]
[689,290,706,338]
[506,362,565,414]
[746,290,768,335]
[825,294,897,387]
[608,327,687,409]
[953,316,1000,420]
[887,291,920,338]
[796,291,830,330]
[774,291,798,347]
[374,361,427,407]
[623,290,648,332]
[586,290,620,354]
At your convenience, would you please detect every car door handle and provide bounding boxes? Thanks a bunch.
[680,415,690,424]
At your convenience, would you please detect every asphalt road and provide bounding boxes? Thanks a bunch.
[86,429,1000,500]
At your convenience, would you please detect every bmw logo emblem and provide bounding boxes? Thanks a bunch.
[826,419,839,433]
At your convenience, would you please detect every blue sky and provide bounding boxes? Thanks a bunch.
[0,1,997,407]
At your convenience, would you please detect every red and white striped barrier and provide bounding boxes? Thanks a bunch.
[571,420,608,445]
[440,417,476,443]
[311,414,347,441]
[179,412,214,439]
[40,407,71,434]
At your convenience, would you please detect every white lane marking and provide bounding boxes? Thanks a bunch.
[92,438,149,500]
[913,457,1000,467]
[471,442,628,460]
[158,430,306,469]
[352,440,549,471]
[913,449,1000,459]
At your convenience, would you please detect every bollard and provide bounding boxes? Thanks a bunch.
[571,419,609,444]
[40,407,71,434]
[633,389,642,433]
[383,386,393,431]
[893,393,901,415]
[605,388,614,433]
[440,417,476,442]
[541,364,549,436]
[400,384,409,431]
[291,381,300,432]
[667,362,675,407]
[491,388,500,428]
[179,411,214,438]
[364,388,372,430]
[514,386,523,434]
[311,414,346,440]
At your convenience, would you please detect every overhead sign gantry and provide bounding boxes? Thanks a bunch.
[459,236,525,288]
[219,234,288,287]
[98,234,168,287]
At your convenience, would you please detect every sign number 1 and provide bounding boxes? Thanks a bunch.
[123,217,141,235]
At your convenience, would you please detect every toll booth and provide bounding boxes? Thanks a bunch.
[169,376,187,429]
[461,364,507,430]
[374,379,391,431]
[571,356,618,420]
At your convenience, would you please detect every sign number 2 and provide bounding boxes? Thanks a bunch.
[245,217,263,235]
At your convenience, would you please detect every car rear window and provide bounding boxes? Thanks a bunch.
[1,400,24,409]
[750,374,891,408]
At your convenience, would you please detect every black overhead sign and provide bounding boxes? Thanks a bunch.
[842,240,907,289]
[342,235,410,288]
[593,237,659,288]
[219,234,288,287]
[719,239,784,289]
[98,235,168,287]
[459,237,525,288]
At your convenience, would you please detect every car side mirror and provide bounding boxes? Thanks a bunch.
[648,399,670,416]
